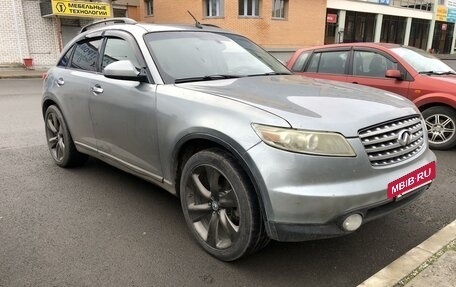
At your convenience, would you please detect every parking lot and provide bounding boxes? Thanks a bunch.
[1,78,455,287]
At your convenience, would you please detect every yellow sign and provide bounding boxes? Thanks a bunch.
[436,5,448,22]
[51,0,111,18]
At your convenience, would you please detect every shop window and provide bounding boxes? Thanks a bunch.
[272,0,287,19]
[344,11,376,43]
[409,19,430,51]
[145,0,153,16]
[205,0,224,17]
[381,15,406,44]
[69,38,103,72]
[239,0,260,17]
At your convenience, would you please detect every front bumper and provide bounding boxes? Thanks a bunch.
[267,184,428,241]
[245,139,436,241]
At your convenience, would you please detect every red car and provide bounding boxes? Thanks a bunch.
[287,43,456,150]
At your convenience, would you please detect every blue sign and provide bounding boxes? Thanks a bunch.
[448,8,456,23]
[379,0,390,4]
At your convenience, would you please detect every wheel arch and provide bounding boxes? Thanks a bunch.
[413,93,456,111]
[171,133,271,229]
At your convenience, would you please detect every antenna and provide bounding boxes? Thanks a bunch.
[187,10,202,29]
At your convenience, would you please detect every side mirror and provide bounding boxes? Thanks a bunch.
[103,60,148,82]
[385,69,403,80]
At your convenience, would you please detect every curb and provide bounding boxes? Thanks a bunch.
[0,74,44,79]
[358,219,456,287]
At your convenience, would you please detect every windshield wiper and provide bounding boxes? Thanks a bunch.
[174,75,242,83]
[419,70,456,75]
[247,72,292,77]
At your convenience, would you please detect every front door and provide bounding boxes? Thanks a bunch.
[347,50,410,97]
[89,36,162,179]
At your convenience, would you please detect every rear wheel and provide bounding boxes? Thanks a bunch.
[180,148,269,261]
[44,105,87,167]
[422,106,456,150]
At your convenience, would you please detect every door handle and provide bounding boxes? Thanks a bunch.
[91,85,104,94]
[56,78,64,86]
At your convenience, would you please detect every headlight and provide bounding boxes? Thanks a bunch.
[252,124,356,157]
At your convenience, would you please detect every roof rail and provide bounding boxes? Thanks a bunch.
[80,17,137,33]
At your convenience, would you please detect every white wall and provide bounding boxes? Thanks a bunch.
[0,0,60,68]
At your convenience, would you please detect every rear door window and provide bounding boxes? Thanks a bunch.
[317,51,348,74]
[305,51,349,74]
[69,38,103,72]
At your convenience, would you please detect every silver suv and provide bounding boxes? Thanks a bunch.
[42,18,436,261]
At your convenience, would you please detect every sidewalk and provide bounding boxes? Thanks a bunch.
[359,219,456,287]
[0,66,47,79]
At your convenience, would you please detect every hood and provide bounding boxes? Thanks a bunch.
[177,75,419,137]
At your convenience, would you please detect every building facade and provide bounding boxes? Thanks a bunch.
[137,0,327,61]
[1,0,456,68]
[0,0,138,68]
[325,0,456,54]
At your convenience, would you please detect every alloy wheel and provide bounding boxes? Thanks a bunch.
[46,112,66,162]
[425,113,455,145]
[185,164,240,250]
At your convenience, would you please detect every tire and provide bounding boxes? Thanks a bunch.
[180,148,269,261]
[44,105,88,167]
[422,106,456,150]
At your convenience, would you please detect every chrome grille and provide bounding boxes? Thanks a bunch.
[359,116,425,166]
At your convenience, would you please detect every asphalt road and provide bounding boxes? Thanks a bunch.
[1,79,455,287]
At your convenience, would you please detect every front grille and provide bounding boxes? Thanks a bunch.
[359,115,425,167]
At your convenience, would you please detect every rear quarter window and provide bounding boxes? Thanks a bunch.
[57,46,74,67]
[291,52,310,72]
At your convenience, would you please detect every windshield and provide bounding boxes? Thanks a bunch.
[144,31,291,83]
[390,46,455,74]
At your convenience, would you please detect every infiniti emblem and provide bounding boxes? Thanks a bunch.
[397,130,412,146]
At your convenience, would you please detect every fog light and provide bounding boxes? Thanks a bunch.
[342,214,363,232]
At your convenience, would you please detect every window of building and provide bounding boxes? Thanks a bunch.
[239,0,260,17]
[102,38,140,70]
[306,51,348,74]
[391,0,433,11]
[69,38,103,72]
[272,0,287,19]
[353,51,397,78]
[145,0,153,16]
[205,0,223,17]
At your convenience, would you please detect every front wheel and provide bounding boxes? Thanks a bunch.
[179,148,269,261]
[422,106,456,150]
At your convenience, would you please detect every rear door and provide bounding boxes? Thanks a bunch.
[347,48,410,97]
[49,37,103,149]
